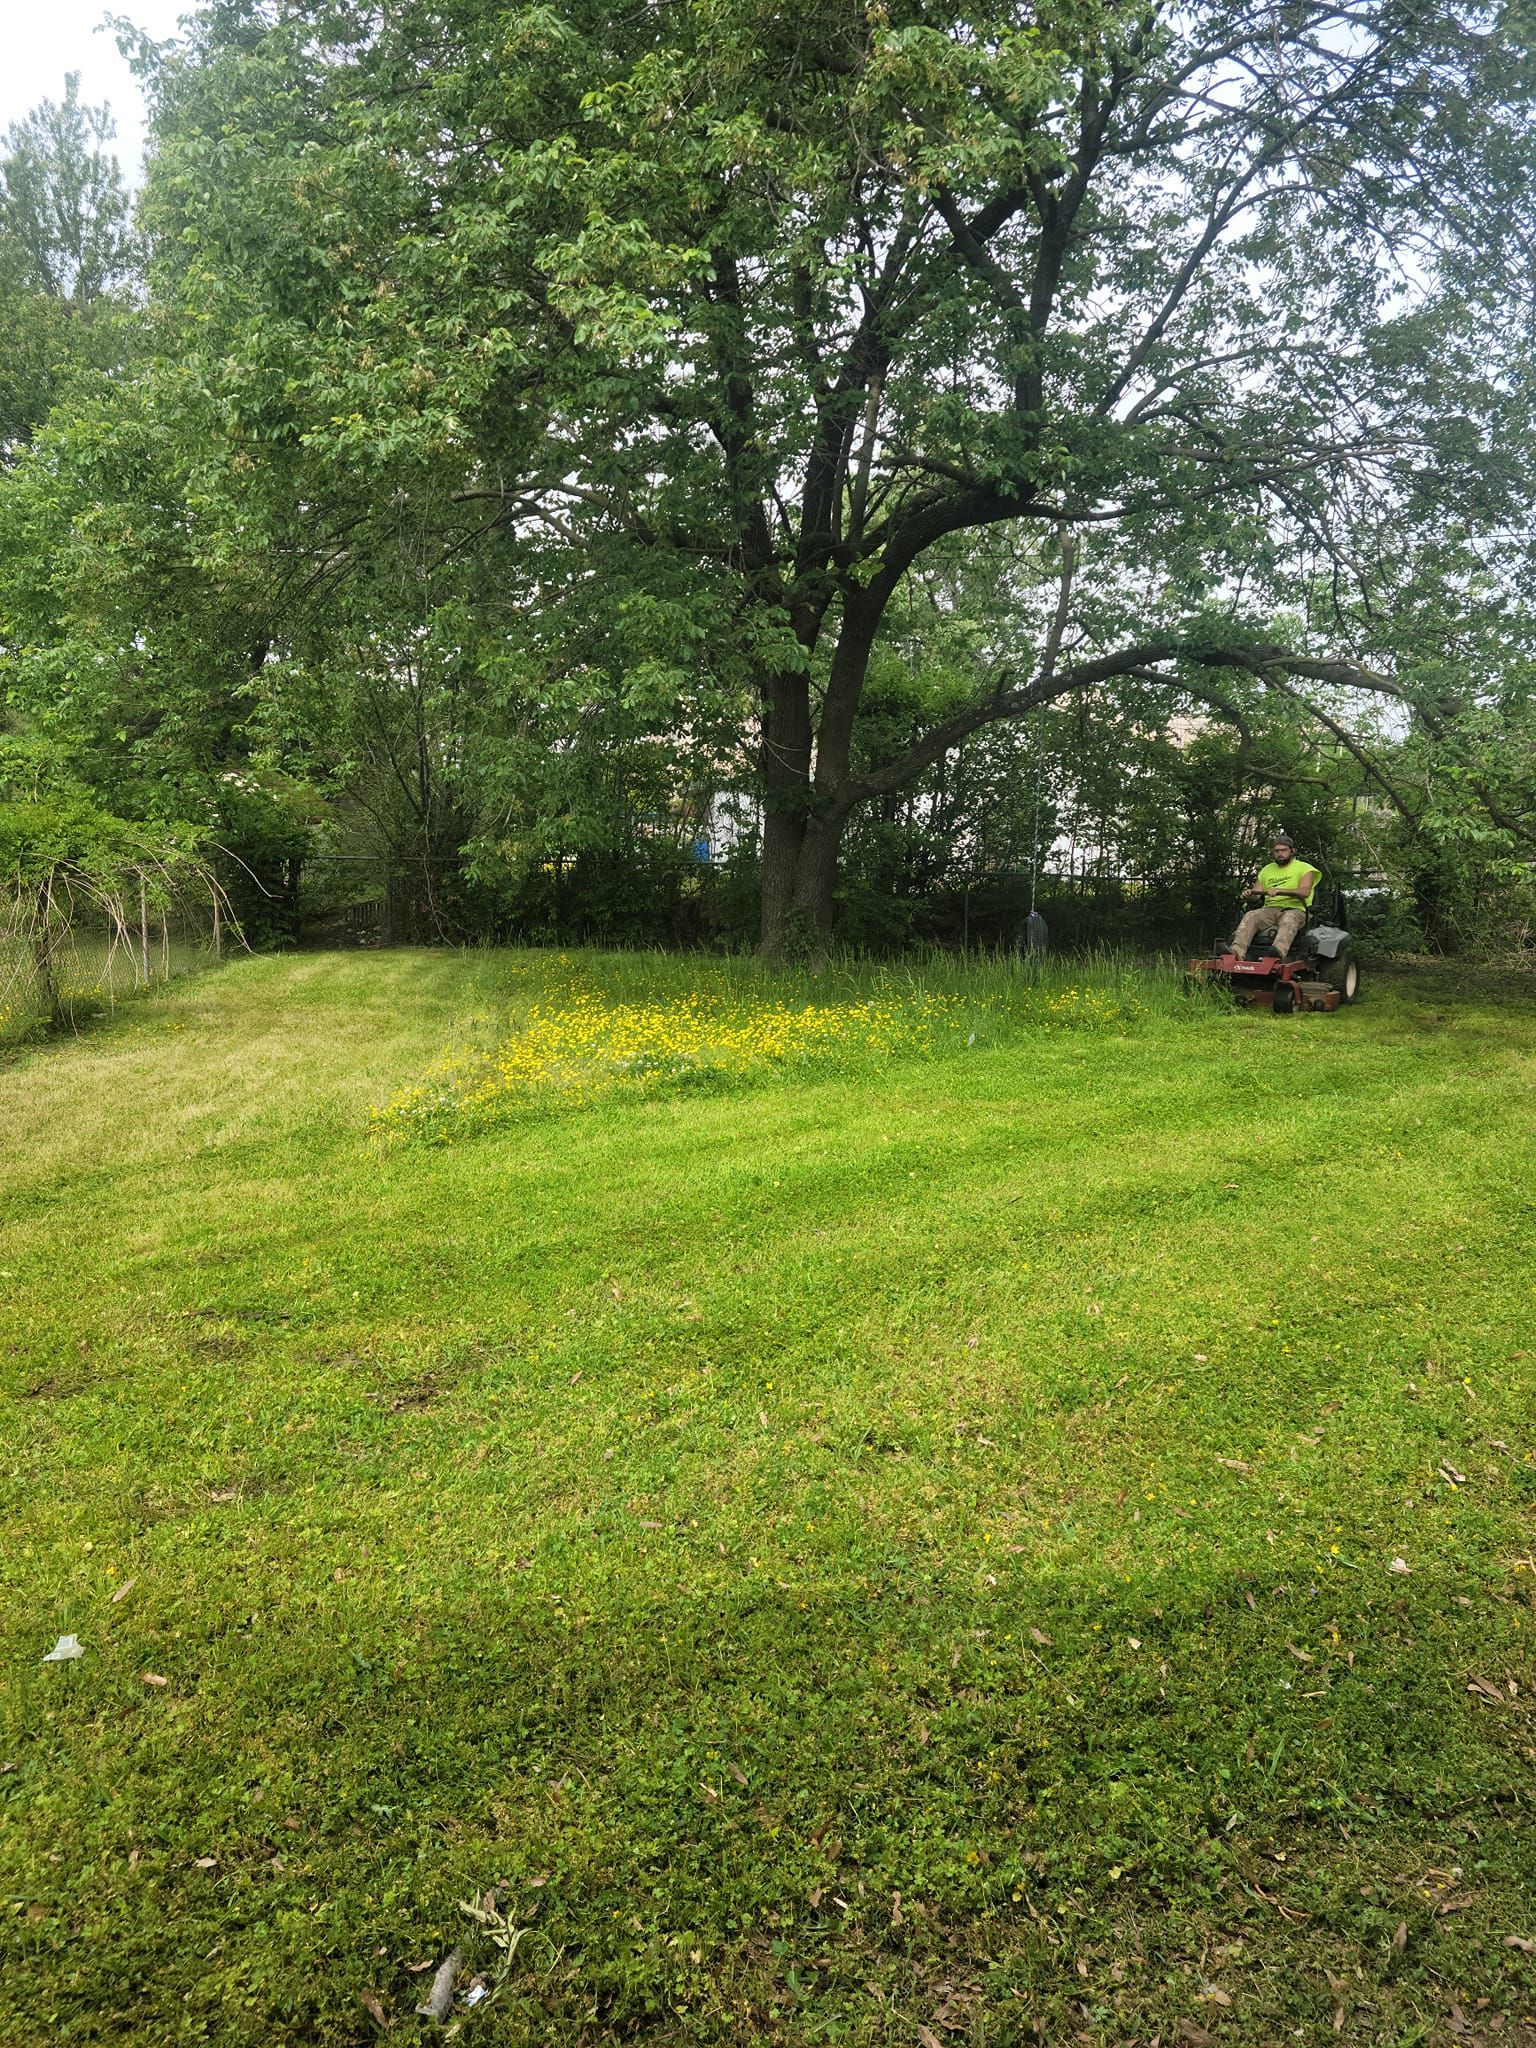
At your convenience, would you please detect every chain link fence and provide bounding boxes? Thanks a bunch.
[0,922,218,1046]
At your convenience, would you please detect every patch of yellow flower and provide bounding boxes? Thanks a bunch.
[371,986,969,1142]
[1039,984,1135,1029]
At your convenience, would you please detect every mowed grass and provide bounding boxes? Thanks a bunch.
[2,948,1534,2047]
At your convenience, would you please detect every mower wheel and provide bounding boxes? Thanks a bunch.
[1272,982,1295,1015]
[1321,951,1361,1004]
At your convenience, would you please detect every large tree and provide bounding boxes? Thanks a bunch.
[73,0,1536,947]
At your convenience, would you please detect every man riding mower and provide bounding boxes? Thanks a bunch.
[1188,834,1361,1012]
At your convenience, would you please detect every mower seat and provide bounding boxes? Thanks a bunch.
[1239,918,1341,966]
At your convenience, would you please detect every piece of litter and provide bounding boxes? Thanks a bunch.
[42,1635,84,1662]
[1388,1557,1411,1574]
[139,1672,169,1687]
[416,1947,461,2022]
[463,1984,488,2007]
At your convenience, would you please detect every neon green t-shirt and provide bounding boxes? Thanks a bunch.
[1257,857,1319,910]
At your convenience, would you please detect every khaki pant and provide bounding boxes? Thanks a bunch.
[1232,905,1306,958]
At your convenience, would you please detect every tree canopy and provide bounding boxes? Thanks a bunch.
[2,1,1534,954]
[0,73,139,457]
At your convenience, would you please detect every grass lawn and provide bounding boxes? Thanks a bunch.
[2,948,1535,2046]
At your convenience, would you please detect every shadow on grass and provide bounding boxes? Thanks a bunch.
[8,1536,1531,2045]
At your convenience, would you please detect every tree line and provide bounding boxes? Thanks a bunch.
[2,1,1535,961]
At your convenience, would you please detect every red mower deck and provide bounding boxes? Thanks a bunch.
[1187,950,1343,1012]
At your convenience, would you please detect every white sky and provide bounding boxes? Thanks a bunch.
[1,0,190,185]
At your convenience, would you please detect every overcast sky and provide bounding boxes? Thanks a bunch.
[2,0,190,185]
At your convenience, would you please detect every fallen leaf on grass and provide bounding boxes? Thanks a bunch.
[917,2028,944,2048]
[1439,1463,1467,1487]
[1286,1643,1314,1663]
[891,1892,904,1927]
[1028,1627,1054,1647]
[1201,1984,1233,2006]
[1388,1557,1411,1574]
[415,1949,460,2023]
[1176,2021,1216,2047]
[110,1579,137,1603]
[1468,1676,1508,1705]
[727,1761,748,1787]
[192,1856,218,1870]
[1394,1921,1408,1951]
[1217,1457,1252,1474]
[359,1989,389,2029]
[1503,1936,1535,1953]
[139,1672,169,1687]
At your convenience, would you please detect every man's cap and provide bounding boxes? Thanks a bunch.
[1271,832,1294,849]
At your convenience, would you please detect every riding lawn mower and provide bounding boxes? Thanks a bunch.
[1188,891,1361,1013]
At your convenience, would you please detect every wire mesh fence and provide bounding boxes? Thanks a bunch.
[0,924,217,1046]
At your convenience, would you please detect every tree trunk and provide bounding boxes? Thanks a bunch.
[770,601,881,963]
[32,879,63,1029]
[789,812,846,959]
[758,667,814,959]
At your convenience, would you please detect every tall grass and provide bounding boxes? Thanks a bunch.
[369,944,1222,1143]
